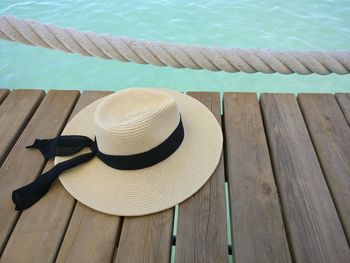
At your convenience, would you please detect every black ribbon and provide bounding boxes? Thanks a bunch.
[13,117,184,210]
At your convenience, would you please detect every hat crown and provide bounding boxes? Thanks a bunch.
[94,88,180,155]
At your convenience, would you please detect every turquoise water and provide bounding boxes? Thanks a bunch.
[0,1,350,93]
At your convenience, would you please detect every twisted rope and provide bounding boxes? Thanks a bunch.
[1,15,349,75]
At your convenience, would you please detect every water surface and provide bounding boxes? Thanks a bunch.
[1,0,349,93]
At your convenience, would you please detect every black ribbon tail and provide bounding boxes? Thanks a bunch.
[26,135,95,160]
[12,151,96,210]
[14,135,96,210]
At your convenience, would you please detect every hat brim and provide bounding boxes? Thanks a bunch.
[55,88,223,216]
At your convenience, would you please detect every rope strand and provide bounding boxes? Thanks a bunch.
[1,15,349,75]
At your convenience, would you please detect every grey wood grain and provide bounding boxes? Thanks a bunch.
[298,93,350,242]
[0,90,44,166]
[224,92,292,263]
[260,93,350,263]
[115,209,174,263]
[175,92,227,263]
[335,93,350,125]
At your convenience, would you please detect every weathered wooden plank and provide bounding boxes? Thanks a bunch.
[0,90,80,256]
[56,91,123,263]
[0,89,10,104]
[260,93,350,263]
[1,91,113,263]
[175,92,227,263]
[115,209,174,263]
[298,93,350,241]
[56,202,122,263]
[335,93,350,125]
[0,90,44,166]
[223,93,291,263]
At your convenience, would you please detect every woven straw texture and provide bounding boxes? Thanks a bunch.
[55,88,223,216]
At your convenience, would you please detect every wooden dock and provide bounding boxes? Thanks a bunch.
[0,89,349,263]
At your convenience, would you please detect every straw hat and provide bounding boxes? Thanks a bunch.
[55,88,223,216]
